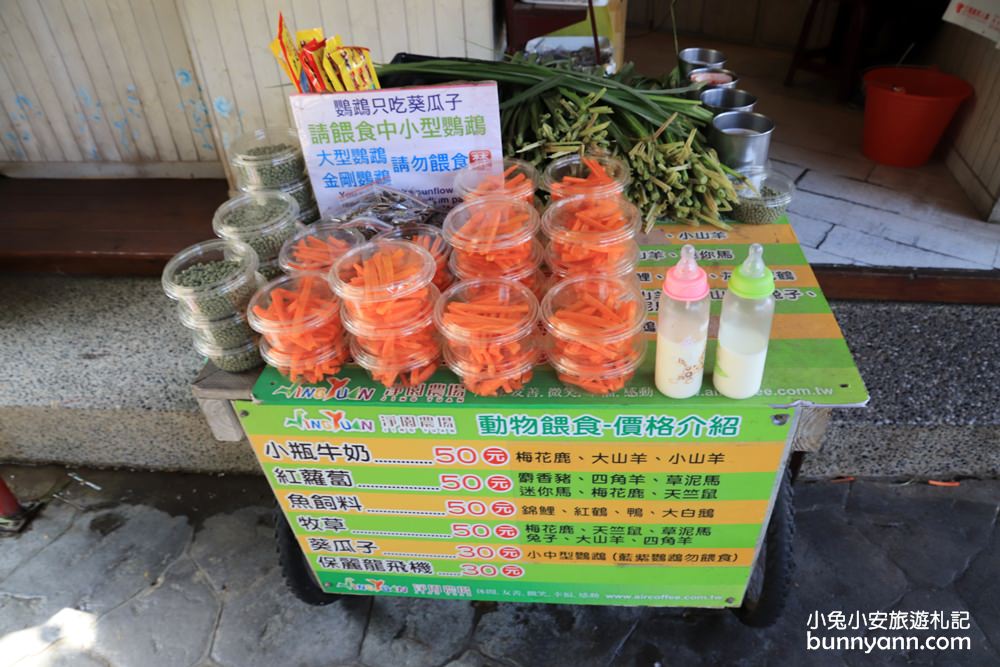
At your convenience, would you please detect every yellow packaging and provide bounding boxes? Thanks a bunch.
[322,35,347,92]
[271,13,305,92]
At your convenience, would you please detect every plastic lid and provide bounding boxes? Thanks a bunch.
[733,167,795,207]
[329,239,437,303]
[453,158,539,201]
[212,191,300,240]
[374,223,450,260]
[229,127,302,164]
[434,278,539,346]
[540,154,631,198]
[728,243,775,299]
[191,331,260,358]
[342,298,438,338]
[279,222,365,273]
[162,239,259,301]
[547,340,647,378]
[177,299,249,329]
[541,195,640,245]
[259,336,348,368]
[442,196,540,251]
[349,335,440,375]
[541,275,646,343]
[664,244,709,301]
[443,346,538,380]
[247,272,341,334]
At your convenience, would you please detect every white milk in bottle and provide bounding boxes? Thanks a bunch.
[655,245,710,399]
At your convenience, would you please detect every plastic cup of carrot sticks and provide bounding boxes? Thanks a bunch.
[453,158,540,206]
[547,241,640,285]
[442,196,541,277]
[279,222,364,274]
[434,278,540,395]
[247,272,345,356]
[348,327,441,389]
[449,238,547,299]
[329,239,438,328]
[541,154,632,201]
[541,275,648,395]
[260,337,350,384]
[374,223,452,291]
[542,195,641,276]
[162,239,261,320]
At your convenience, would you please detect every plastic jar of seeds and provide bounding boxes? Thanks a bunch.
[192,334,263,373]
[443,196,540,277]
[541,154,631,200]
[279,222,365,274]
[542,195,641,276]
[434,278,540,395]
[260,337,350,384]
[213,191,302,262]
[325,184,435,228]
[453,158,539,205]
[162,239,260,319]
[177,301,256,349]
[247,272,345,356]
[542,275,647,395]
[329,239,438,329]
[347,316,441,388]
[730,167,795,225]
[230,127,306,190]
[449,239,547,300]
[375,223,452,291]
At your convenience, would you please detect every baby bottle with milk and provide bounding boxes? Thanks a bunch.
[655,244,710,399]
[714,243,775,399]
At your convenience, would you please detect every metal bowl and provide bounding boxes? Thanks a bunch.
[709,111,775,170]
[700,88,758,115]
[678,47,727,78]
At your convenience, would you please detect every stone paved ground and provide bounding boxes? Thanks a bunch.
[0,466,996,667]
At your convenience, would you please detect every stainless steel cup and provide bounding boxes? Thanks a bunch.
[688,68,739,89]
[700,88,758,115]
[678,48,726,78]
[709,111,775,169]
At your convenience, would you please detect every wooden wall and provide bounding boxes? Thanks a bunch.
[932,24,1000,222]
[0,0,498,180]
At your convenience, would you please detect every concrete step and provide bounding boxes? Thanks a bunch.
[1,274,997,477]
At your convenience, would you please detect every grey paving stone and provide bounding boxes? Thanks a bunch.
[845,481,999,588]
[444,649,504,667]
[88,556,219,667]
[190,507,276,593]
[21,647,111,667]
[472,603,645,667]
[793,480,851,512]
[0,501,78,583]
[210,566,368,667]
[955,521,1000,655]
[360,597,477,667]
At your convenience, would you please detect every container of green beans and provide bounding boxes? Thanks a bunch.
[162,239,260,319]
[730,167,795,225]
[177,299,257,349]
[192,333,263,373]
[229,127,306,189]
[213,191,303,262]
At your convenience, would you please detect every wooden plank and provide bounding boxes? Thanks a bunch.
[82,0,161,160]
[290,0,323,33]
[104,0,180,162]
[462,0,494,59]
[0,60,44,161]
[192,363,258,400]
[756,0,810,48]
[377,0,410,60]
[433,0,466,57]
[813,266,1000,305]
[0,160,224,178]
[657,0,702,34]
[0,12,64,161]
[126,0,198,161]
[700,0,758,44]
[0,62,29,160]
[2,2,83,161]
[944,148,997,222]
[791,408,830,452]
[318,0,351,43]
[211,0,265,135]
[150,0,217,161]
[197,397,247,442]
[348,1,385,62]
[405,0,438,56]
[239,0,292,129]
[16,0,103,161]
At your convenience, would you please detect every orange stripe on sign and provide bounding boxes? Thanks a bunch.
[639,265,819,290]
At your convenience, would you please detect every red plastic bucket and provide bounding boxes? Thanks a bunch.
[862,67,972,167]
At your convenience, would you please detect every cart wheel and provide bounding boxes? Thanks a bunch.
[733,470,794,628]
[274,505,343,606]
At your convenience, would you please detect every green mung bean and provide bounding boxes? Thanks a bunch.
[221,199,297,259]
[733,185,786,225]
[233,143,305,188]
[173,260,256,318]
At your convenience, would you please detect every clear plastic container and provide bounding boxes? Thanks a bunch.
[177,301,256,349]
[330,240,439,328]
[229,127,306,190]
[443,196,540,276]
[260,337,350,384]
[453,158,539,205]
[434,278,540,372]
[541,154,631,200]
[542,196,641,275]
[247,272,344,355]
[162,239,260,319]
[655,245,711,399]
[444,347,536,396]
[730,167,795,225]
[449,239,547,299]
[335,216,394,240]
[279,222,365,274]
[324,184,435,227]
[349,329,440,388]
[212,191,302,261]
[541,275,647,394]
[192,334,263,373]
[375,223,452,291]
[548,241,639,284]
[239,175,316,212]
[298,204,321,225]
[258,257,283,280]
[344,307,440,360]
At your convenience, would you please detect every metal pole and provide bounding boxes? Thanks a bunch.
[0,477,24,519]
